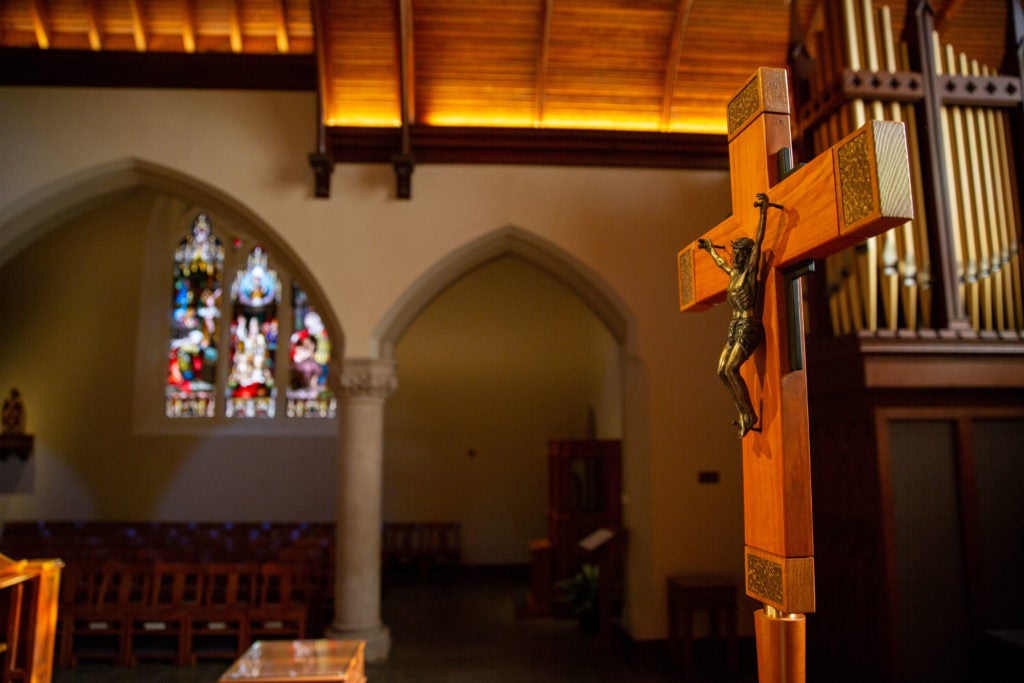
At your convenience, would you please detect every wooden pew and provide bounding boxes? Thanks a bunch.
[381,523,460,585]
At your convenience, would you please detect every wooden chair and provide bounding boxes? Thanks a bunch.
[130,561,196,666]
[423,523,460,582]
[59,561,139,667]
[382,523,418,585]
[278,540,332,634]
[57,562,98,668]
[189,562,254,661]
[57,565,92,671]
[249,562,308,642]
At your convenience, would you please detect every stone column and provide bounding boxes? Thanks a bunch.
[327,357,397,661]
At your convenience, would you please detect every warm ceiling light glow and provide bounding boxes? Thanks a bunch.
[667,117,728,135]
[539,115,661,133]
[325,113,401,127]
[323,109,728,135]
[422,113,536,128]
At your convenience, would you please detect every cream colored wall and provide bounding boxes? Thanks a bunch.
[0,86,748,640]
[384,255,621,565]
[0,190,338,521]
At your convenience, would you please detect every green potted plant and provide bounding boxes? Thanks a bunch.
[557,563,600,632]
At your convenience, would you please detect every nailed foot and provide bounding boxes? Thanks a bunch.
[733,410,759,438]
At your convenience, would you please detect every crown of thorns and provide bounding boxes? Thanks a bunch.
[731,237,755,252]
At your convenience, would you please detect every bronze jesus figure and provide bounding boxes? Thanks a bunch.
[697,192,781,438]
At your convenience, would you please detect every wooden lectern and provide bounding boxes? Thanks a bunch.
[678,67,912,682]
[0,552,63,683]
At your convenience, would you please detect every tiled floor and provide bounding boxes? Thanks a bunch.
[53,573,751,682]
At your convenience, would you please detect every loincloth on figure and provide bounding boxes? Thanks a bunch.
[727,316,762,355]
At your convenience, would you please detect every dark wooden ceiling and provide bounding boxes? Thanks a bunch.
[0,0,1014,168]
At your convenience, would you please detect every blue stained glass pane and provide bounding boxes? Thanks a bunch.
[166,214,224,418]
[287,284,336,419]
[226,246,280,418]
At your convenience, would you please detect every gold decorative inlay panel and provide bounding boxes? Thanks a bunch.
[747,553,784,604]
[678,246,695,309]
[726,68,788,139]
[727,76,761,137]
[838,130,874,226]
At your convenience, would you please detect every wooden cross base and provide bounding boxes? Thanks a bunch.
[678,68,912,683]
[755,608,806,683]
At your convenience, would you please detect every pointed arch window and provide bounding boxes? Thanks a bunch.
[163,213,336,422]
[166,213,224,418]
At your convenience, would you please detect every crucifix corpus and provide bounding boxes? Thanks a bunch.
[677,67,912,682]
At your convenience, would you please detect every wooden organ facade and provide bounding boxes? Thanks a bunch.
[789,1,1024,681]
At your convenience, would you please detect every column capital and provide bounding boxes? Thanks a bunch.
[339,357,398,401]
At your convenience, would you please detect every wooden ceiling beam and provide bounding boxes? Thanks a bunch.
[28,0,51,50]
[661,0,694,131]
[309,0,335,197]
[325,124,728,169]
[535,0,553,126]
[275,0,290,53]
[0,48,315,90]
[83,0,103,51]
[397,0,415,126]
[394,0,415,199]
[311,0,334,131]
[182,0,197,53]
[128,0,148,51]
[228,0,244,53]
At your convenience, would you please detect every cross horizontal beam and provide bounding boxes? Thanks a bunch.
[679,118,913,313]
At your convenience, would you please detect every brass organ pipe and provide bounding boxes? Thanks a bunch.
[861,1,898,331]
[880,5,920,330]
[933,32,969,329]
[899,39,933,328]
[947,44,981,329]
[822,0,853,334]
[985,102,1015,329]
[981,65,1013,329]
[959,52,994,331]
[843,0,875,332]
[992,105,1024,327]
[971,59,1005,331]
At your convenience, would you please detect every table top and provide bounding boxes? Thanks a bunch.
[219,639,365,683]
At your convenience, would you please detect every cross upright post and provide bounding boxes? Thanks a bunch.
[677,67,912,682]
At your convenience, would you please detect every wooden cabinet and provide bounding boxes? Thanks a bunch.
[804,340,1024,682]
[526,439,622,617]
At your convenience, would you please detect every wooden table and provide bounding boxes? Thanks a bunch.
[219,639,365,682]
[666,575,738,681]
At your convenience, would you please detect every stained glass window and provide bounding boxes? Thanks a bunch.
[166,214,224,418]
[287,284,337,418]
[165,215,336,423]
[226,246,280,418]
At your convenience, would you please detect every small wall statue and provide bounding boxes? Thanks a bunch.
[2,388,25,435]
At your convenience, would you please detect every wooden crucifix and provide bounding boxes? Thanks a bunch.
[677,68,912,682]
